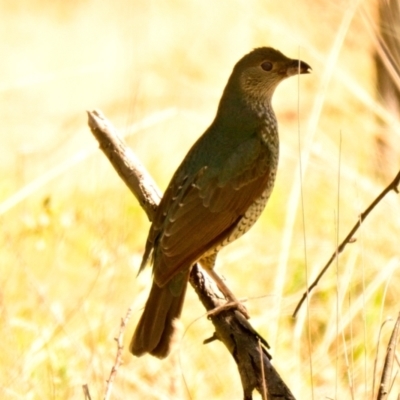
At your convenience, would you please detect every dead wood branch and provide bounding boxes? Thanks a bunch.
[87,109,296,400]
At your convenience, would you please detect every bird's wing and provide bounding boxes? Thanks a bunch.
[151,137,273,286]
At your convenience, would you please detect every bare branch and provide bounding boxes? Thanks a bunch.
[293,169,400,317]
[104,308,132,400]
[87,110,296,400]
[377,312,400,400]
[82,384,92,400]
[87,110,161,221]
[373,318,395,397]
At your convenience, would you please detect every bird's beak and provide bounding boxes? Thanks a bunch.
[286,59,312,77]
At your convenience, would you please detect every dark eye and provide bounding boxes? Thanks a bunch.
[261,61,273,71]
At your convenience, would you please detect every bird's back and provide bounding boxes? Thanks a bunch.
[142,102,279,286]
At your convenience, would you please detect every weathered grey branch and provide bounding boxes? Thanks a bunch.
[87,109,296,400]
[87,110,161,221]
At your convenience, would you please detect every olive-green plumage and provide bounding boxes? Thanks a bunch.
[130,47,311,358]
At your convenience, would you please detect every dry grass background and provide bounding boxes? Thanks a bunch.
[1,0,400,398]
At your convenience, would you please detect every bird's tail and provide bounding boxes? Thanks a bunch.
[130,272,188,359]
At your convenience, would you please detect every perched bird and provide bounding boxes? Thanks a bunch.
[131,47,311,358]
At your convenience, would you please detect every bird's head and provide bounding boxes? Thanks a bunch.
[228,47,311,107]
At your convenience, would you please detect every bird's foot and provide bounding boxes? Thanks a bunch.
[207,298,249,319]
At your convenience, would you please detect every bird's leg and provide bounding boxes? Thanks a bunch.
[199,254,250,319]
[205,268,250,319]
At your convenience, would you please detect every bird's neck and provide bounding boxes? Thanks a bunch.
[255,102,278,145]
[214,92,279,143]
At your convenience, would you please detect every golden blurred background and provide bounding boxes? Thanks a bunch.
[1,0,400,398]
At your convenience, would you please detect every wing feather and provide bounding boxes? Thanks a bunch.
[146,137,273,286]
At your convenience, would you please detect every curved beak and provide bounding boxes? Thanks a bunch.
[286,59,312,77]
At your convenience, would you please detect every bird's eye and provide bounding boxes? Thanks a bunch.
[261,61,273,71]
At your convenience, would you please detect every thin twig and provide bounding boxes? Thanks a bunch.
[372,318,394,399]
[293,169,400,317]
[377,312,400,400]
[82,384,92,400]
[104,308,132,400]
[259,339,268,400]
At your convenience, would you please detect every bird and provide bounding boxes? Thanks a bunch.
[130,47,311,358]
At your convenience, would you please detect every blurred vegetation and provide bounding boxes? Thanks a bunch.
[1,0,399,398]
